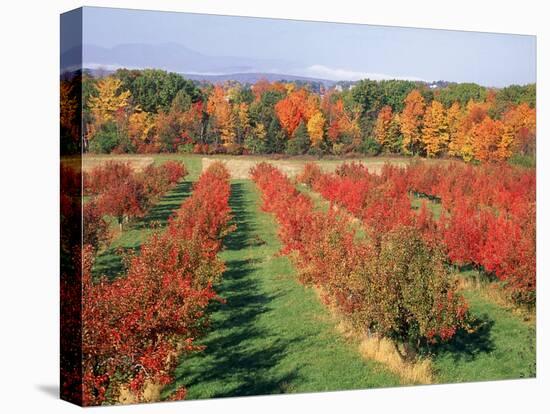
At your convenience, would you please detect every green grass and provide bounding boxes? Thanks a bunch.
[301,183,536,384]
[165,180,400,399]
[431,286,536,382]
[409,196,536,381]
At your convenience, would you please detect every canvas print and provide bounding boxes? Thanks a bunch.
[60,6,536,406]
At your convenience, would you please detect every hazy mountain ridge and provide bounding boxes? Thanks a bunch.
[61,42,293,76]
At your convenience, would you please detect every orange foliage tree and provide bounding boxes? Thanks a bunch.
[275,88,311,137]
[471,116,505,162]
[374,105,393,148]
[502,103,536,157]
[400,90,425,155]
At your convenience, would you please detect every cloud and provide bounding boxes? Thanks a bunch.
[299,64,427,82]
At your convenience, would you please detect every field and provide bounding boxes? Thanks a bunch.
[57,10,538,407]
[79,153,535,404]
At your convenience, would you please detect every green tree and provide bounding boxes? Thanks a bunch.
[437,83,487,107]
[116,69,200,113]
[285,122,310,155]
[88,122,119,153]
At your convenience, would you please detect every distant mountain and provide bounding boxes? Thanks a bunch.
[61,42,293,76]
[78,67,336,91]
[181,72,336,87]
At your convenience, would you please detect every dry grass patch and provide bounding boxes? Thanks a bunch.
[312,287,433,385]
[202,157,408,179]
[81,155,155,172]
[117,380,163,405]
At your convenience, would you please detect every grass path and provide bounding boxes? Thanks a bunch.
[431,288,536,382]
[166,180,400,399]
[299,184,536,383]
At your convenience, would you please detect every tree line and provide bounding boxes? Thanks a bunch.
[60,68,535,163]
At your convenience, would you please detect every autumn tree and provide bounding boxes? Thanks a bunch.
[207,85,236,145]
[422,100,448,157]
[471,116,504,162]
[244,122,268,154]
[155,110,183,152]
[275,88,310,137]
[251,79,286,102]
[180,101,207,145]
[234,102,251,144]
[324,97,344,142]
[307,110,326,147]
[60,81,79,139]
[387,114,403,153]
[374,105,393,148]
[89,77,131,126]
[325,98,361,146]
[502,103,536,157]
[400,90,425,155]
[128,110,156,149]
[448,100,488,162]
[96,175,147,229]
[446,102,463,157]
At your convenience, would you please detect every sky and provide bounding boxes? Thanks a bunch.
[74,6,536,87]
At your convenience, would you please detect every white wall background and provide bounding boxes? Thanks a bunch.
[0,0,547,412]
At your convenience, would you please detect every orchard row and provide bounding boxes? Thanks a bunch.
[62,162,233,406]
[83,160,187,248]
[299,161,535,305]
[251,163,468,358]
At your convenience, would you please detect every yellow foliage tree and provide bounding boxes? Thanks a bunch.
[253,122,267,141]
[89,77,131,125]
[446,102,463,157]
[307,110,326,146]
[422,100,448,157]
[128,111,155,145]
[234,102,250,144]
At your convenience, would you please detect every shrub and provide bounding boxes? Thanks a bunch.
[83,201,110,252]
[84,161,188,229]
[297,163,322,187]
[251,163,467,356]
[353,226,468,356]
[82,162,232,405]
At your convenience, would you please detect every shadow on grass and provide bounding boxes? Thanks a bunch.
[223,182,266,251]
[169,181,302,398]
[138,180,193,228]
[427,314,495,363]
[92,180,193,280]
